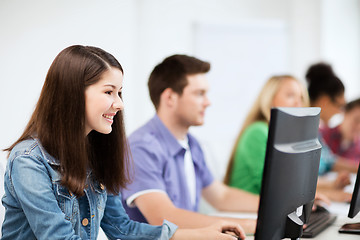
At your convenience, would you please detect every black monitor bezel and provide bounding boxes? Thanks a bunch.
[255,107,322,240]
[348,162,360,218]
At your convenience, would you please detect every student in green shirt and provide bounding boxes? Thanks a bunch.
[224,74,351,203]
[223,75,309,194]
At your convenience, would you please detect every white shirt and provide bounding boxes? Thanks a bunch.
[178,137,196,207]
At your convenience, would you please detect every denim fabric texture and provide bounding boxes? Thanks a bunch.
[1,138,177,239]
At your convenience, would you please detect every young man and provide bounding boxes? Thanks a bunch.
[121,55,258,233]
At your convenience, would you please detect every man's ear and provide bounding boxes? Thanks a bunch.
[160,88,178,108]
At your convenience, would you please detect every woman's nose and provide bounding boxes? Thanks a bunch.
[113,95,124,111]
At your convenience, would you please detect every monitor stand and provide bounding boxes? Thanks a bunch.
[285,211,304,240]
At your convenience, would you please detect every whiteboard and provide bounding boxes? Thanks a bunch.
[191,21,290,180]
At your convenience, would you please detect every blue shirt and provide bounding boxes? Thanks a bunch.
[1,138,177,239]
[122,115,214,222]
[318,131,336,175]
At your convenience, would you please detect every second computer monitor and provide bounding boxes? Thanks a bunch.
[255,107,322,240]
[348,161,360,218]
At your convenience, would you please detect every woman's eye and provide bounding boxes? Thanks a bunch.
[118,92,122,98]
[105,91,112,95]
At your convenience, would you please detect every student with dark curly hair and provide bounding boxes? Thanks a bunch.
[305,62,352,202]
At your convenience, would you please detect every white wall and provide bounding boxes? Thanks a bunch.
[131,0,294,133]
[2,0,359,176]
[321,0,360,100]
[130,0,360,179]
[0,0,359,235]
[192,20,291,178]
[0,0,138,160]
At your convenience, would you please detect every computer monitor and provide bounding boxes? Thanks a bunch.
[338,161,360,234]
[348,161,360,218]
[255,107,322,240]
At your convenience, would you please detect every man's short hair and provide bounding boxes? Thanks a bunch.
[148,54,210,109]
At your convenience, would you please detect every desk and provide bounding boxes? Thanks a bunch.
[96,204,360,239]
[212,202,360,240]
[312,202,360,240]
[310,215,359,240]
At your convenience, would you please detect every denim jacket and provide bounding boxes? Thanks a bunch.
[1,138,177,239]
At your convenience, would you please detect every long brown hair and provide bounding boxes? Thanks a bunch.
[223,75,309,184]
[4,45,131,196]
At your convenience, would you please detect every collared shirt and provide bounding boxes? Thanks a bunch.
[2,137,177,239]
[122,115,214,223]
[178,137,196,208]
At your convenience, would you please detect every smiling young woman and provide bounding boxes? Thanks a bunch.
[1,45,245,240]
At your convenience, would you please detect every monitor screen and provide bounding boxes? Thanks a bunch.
[348,162,360,218]
[255,107,322,240]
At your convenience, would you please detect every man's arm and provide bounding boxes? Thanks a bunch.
[202,180,259,212]
[134,192,256,234]
[332,156,358,173]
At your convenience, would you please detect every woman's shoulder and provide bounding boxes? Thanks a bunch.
[9,138,41,158]
[238,122,268,146]
[7,138,61,181]
[245,121,268,135]
[8,138,58,167]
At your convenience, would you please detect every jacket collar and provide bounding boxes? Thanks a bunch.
[33,137,60,166]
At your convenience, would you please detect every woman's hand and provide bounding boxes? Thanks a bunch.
[211,221,246,239]
[171,220,246,240]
